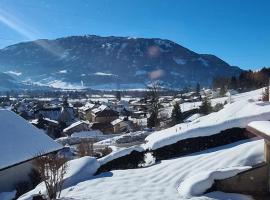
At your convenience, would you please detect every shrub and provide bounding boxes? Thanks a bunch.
[35,154,68,200]
[77,141,94,157]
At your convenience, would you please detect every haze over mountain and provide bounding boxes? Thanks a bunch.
[0,35,242,90]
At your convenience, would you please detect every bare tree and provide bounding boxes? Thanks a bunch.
[35,154,68,200]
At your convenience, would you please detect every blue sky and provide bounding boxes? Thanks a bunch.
[0,0,269,70]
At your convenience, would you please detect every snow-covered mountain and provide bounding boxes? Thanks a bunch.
[0,35,242,90]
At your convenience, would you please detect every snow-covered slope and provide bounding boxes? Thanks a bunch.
[0,110,62,170]
[20,139,264,200]
[146,97,270,150]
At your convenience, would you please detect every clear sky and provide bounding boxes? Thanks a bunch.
[0,0,269,70]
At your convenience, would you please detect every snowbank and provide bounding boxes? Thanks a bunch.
[145,100,270,150]
[178,166,251,197]
[63,156,100,188]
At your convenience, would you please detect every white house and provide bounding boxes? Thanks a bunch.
[0,110,62,192]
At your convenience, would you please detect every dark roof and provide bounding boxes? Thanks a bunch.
[95,109,119,117]
[91,122,113,130]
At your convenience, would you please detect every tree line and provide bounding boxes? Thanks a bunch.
[213,67,270,92]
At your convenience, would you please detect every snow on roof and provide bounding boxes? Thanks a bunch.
[63,121,90,132]
[44,118,59,124]
[247,121,270,137]
[178,166,251,197]
[0,110,63,170]
[145,99,270,150]
[91,105,108,114]
[80,103,95,111]
[110,118,123,126]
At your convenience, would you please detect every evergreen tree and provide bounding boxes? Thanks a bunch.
[200,96,212,115]
[196,82,200,95]
[171,102,183,125]
[147,112,158,128]
[229,76,238,90]
[220,85,226,96]
[262,87,269,101]
[116,91,121,101]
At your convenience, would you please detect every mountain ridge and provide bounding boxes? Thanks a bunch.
[0,35,242,90]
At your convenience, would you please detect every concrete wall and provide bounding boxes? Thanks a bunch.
[214,164,268,195]
[0,160,34,192]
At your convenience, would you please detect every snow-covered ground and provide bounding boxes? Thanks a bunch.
[19,139,264,200]
[161,88,264,118]
[146,98,270,150]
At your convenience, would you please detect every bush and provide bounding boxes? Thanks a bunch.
[77,141,94,157]
[213,103,224,112]
[35,154,68,200]
[99,146,112,157]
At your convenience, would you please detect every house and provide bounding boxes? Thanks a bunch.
[111,118,130,133]
[30,117,60,138]
[63,121,91,136]
[91,122,114,134]
[78,102,97,121]
[34,107,61,121]
[58,105,75,125]
[91,105,119,123]
[0,109,62,192]
[34,102,75,126]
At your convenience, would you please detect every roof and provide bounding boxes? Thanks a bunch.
[63,120,90,132]
[0,109,63,170]
[79,103,95,111]
[111,118,123,126]
[91,122,113,130]
[95,109,119,117]
[92,105,108,114]
[247,121,270,141]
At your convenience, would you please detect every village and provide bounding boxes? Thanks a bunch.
[2,82,270,200]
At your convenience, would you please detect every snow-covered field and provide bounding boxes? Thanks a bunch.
[19,139,263,200]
